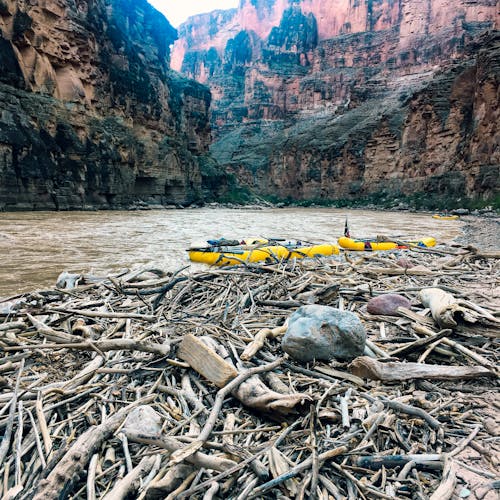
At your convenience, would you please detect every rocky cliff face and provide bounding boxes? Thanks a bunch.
[0,0,214,210]
[173,0,499,206]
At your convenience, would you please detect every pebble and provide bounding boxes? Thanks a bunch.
[396,257,414,269]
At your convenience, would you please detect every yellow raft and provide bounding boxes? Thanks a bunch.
[338,236,436,251]
[432,214,459,220]
[188,241,339,266]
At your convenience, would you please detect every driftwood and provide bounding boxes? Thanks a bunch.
[4,339,171,356]
[464,245,500,260]
[177,335,310,417]
[177,334,238,387]
[145,464,196,498]
[350,356,495,381]
[429,455,458,500]
[0,245,497,499]
[125,432,237,471]
[101,455,157,500]
[364,265,434,276]
[419,287,481,328]
[241,324,287,361]
[357,453,443,470]
[248,446,348,498]
[389,328,451,357]
[32,397,154,500]
[232,374,312,415]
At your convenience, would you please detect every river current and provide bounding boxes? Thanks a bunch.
[0,207,464,298]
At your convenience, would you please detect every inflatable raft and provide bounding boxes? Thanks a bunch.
[188,239,340,266]
[338,236,436,251]
[432,214,459,220]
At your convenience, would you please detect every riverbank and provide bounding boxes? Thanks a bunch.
[0,241,498,498]
[456,215,500,251]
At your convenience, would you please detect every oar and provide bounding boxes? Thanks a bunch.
[263,237,286,242]
[344,217,350,237]
[375,236,423,248]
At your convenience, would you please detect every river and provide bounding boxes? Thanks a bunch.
[0,207,464,298]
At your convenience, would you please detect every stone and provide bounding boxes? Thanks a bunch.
[122,405,163,438]
[0,0,225,210]
[367,294,411,316]
[395,258,415,269]
[172,1,498,207]
[281,305,366,362]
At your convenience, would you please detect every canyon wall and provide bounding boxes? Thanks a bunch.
[0,0,214,210]
[173,0,499,206]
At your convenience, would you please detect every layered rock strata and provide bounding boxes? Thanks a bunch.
[173,0,499,205]
[0,0,213,210]
[213,33,499,205]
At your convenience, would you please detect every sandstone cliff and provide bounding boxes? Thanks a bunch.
[173,0,499,207]
[0,0,214,210]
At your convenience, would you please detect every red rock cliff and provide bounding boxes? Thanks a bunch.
[173,0,499,206]
[0,0,214,210]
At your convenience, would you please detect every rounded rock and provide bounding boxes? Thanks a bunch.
[366,294,411,316]
[395,257,414,269]
[281,304,366,362]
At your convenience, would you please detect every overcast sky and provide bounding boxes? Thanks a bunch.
[148,0,239,27]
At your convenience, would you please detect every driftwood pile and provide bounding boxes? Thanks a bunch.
[0,244,498,499]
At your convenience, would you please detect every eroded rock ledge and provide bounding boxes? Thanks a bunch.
[174,0,499,207]
[0,0,215,210]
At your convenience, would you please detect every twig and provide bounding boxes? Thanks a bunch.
[0,359,24,465]
[247,446,348,498]
[170,357,284,465]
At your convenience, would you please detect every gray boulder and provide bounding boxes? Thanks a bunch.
[281,305,366,362]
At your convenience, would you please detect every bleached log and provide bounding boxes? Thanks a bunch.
[177,334,238,387]
[419,288,478,328]
[349,356,495,381]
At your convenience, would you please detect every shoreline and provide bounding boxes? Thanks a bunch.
[0,237,498,498]
[454,215,500,251]
[1,196,498,214]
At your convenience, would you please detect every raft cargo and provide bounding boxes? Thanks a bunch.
[188,239,340,266]
[337,236,436,251]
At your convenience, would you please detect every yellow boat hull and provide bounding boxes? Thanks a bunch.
[338,236,436,251]
[189,243,339,266]
[432,214,459,220]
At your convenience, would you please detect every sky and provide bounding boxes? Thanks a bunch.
[147,0,240,27]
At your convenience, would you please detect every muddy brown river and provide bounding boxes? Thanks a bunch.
[0,207,464,298]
